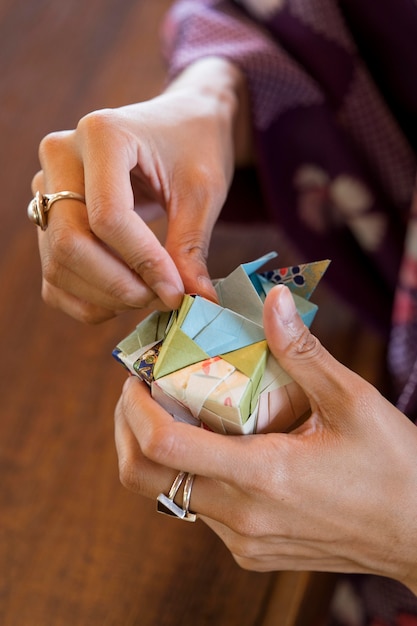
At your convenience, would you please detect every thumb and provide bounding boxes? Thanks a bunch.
[263,285,351,412]
[164,211,218,302]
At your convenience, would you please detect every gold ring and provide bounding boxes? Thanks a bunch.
[27,190,85,231]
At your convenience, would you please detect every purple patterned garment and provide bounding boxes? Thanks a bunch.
[161,1,417,623]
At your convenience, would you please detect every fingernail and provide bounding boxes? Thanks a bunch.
[155,281,184,309]
[197,275,218,300]
[275,285,297,321]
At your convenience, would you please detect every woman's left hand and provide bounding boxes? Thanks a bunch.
[114,285,417,594]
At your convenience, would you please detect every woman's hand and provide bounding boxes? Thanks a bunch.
[31,58,251,323]
[114,285,417,594]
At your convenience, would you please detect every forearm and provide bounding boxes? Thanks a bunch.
[164,56,253,166]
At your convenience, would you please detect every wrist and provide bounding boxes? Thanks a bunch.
[400,562,417,596]
[389,428,417,596]
[400,527,417,595]
[165,57,253,165]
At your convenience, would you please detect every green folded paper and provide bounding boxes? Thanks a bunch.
[113,252,329,434]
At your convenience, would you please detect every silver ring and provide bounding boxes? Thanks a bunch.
[27,190,85,231]
[168,471,187,500]
[156,471,197,522]
[182,473,197,522]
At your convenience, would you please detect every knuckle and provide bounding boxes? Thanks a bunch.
[88,199,128,241]
[40,251,63,288]
[31,170,43,194]
[140,424,177,465]
[76,111,125,235]
[288,325,321,359]
[132,249,168,277]
[38,130,70,162]
[47,223,83,268]
[172,235,210,265]
[105,273,137,304]
[76,108,116,139]
[118,458,142,493]
[42,252,60,286]
[40,278,58,307]
[75,306,112,325]
[116,245,170,287]
[88,202,113,234]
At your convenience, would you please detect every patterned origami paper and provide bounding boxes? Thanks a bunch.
[113,252,329,435]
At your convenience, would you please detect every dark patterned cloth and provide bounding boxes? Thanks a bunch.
[161,1,417,623]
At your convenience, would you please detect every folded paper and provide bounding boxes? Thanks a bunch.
[113,252,329,435]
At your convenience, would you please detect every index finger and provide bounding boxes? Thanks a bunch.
[119,377,268,485]
[77,111,184,310]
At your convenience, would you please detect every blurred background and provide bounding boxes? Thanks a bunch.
[0,1,382,624]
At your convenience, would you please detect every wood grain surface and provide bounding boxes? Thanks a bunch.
[0,2,383,624]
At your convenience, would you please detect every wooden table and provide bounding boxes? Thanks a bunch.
[0,2,383,624]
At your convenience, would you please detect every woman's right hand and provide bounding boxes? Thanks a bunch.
[114,285,417,595]
[31,57,251,323]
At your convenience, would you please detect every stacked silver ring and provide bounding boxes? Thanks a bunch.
[157,471,197,522]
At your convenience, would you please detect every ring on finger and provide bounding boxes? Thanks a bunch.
[156,471,197,522]
[182,473,197,522]
[27,190,85,231]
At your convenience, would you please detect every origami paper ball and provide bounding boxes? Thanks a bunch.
[113,252,329,435]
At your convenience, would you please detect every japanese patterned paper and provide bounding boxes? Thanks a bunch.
[113,252,329,435]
